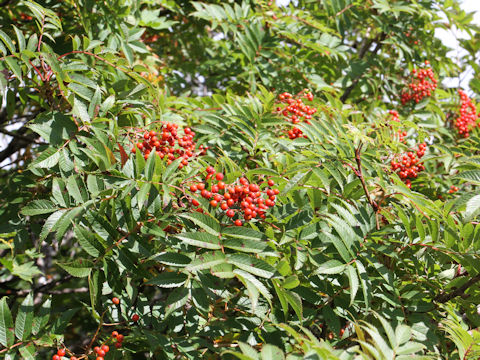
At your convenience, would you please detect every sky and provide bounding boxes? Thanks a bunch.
[434,0,480,90]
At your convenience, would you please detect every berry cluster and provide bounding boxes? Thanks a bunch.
[130,122,208,168]
[111,331,124,349]
[454,89,478,138]
[276,90,317,139]
[52,348,74,360]
[448,185,459,194]
[388,110,407,143]
[93,344,111,360]
[390,143,427,188]
[189,166,279,226]
[401,62,437,105]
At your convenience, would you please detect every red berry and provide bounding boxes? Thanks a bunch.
[206,166,215,174]
[57,349,66,356]
[94,346,100,353]
[268,179,275,186]
[192,199,200,207]
[216,173,224,181]
[226,209,235,218]
[220,202,229,210]
[210,200,218,207]
[97,349,106,357]
[132,314,140,322]
[112,297,120,305]
[136,143,143,150]
[96,357,104,360]
[190,184,198,192]
[101,345,110,353]
[234,219,242,226]
[53,355,60,360]
[112,331,119,338]
[117,334,124,342]
[115,342,122,348]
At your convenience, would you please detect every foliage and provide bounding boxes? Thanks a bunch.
[1,0,480,359]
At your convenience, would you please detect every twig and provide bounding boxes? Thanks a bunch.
[435,273,480,303]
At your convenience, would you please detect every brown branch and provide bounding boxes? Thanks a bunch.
[354,144,378,212]
[435,273,480,303]
[340,32,387,103]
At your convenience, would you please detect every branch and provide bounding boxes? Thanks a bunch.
[340,32,387,103]
[435,273,480,303]
[0,275,73,297]
[344,143,380,229]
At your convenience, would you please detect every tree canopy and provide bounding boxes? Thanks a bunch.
[1,0,480,359]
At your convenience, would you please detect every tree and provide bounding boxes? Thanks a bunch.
[1,0,480,359]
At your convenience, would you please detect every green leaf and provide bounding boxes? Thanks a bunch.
[147,272,188,288]
[73,97,90,124]
[21,200,58,216]
[0,297,14,347]
[32,297,51,335]
[223,237,268,253]
[58,260,93,278]
[261,344,285,360]
[67,175,86,204]
[238,342,260,360]
[314,259,347,275]
[51,308,78,336]
[15,293,34,341]
[179,212,221,236]
[227,254,276,278]
[283,275,300,290]
[74,225,103,257]
[346,265,359,305]
[186,252,226,272]
[455,170,480,184]
[234,269,272,303]
[18,344,36,360]
[284,290,303,321]
[281,171,310,196]
[464,195,480,221]
[29,147,60,169]
[175,232,222,249]
[13,27,25,52]
[137,182,151,211]
[5,57,22,80]
[222,226,265,241]
[0,29,15,54]
[164,287,189,318]
[153,252,191,267]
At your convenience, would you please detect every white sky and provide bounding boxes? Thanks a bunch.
[435,0,480,91]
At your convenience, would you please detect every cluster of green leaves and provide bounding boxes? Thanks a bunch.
[1,0,480,359]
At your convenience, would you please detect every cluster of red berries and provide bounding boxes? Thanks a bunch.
[401,62,437,105]
[276,90,317,139]
[448,185,459,194]
[93,344,112,360]
[390,143,427,188]
[52,348,75,360]
[454,89,478,138]
[388,110,407,143]
[111,331,124,349]
[130,122,208,168]
[189,166,279,226]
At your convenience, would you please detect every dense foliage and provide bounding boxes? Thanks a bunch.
[1,0,480,359]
